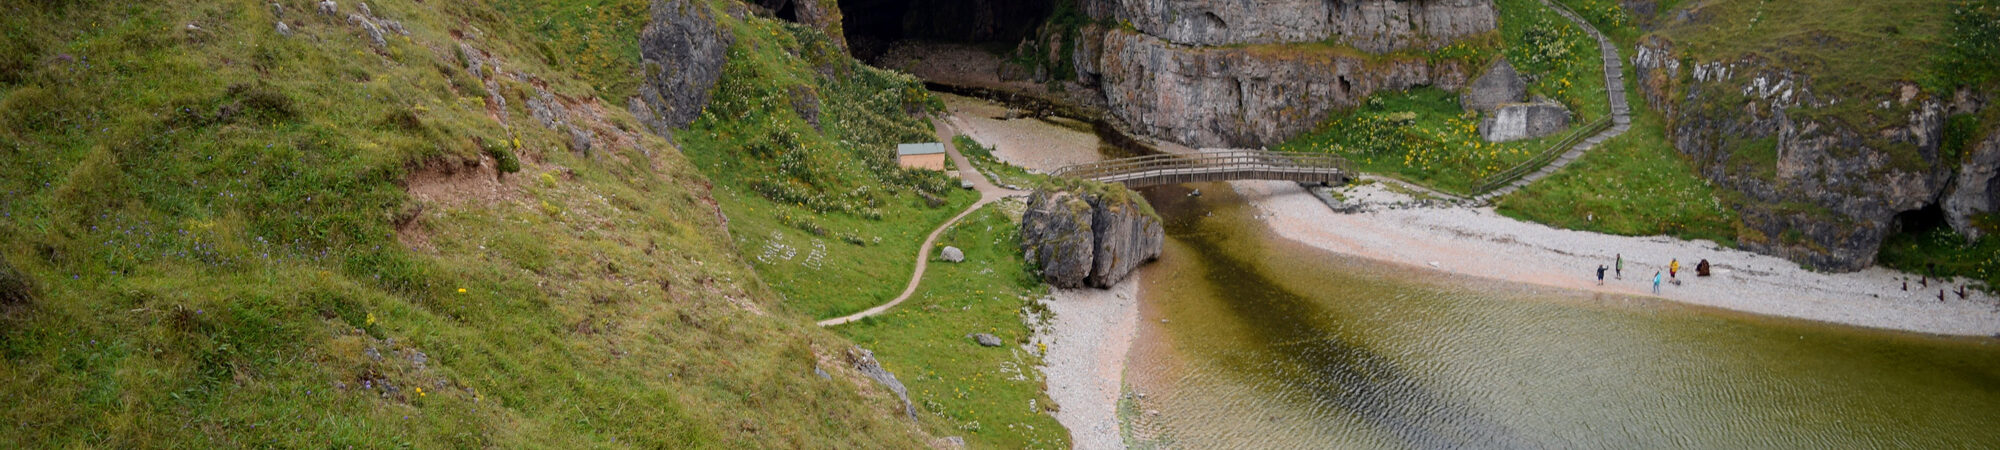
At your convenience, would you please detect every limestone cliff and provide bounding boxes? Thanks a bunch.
[1080,0,1496,53]
[1632,37,1983,271]
[1092,29,1469,148]
[1020,189,1163,288]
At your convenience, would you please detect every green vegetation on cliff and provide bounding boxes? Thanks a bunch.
[1275,0,1611,195]
[0,0,950,446]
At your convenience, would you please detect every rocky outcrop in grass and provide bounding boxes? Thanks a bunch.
[632,0,734,137]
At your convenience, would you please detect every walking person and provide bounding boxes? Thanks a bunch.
[1597,265,1607,285]
[1652,271,1662,294]
[1670,258,1680,281]
[1615,254,1623,279]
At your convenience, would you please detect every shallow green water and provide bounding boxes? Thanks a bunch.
[1124,184,2000,448]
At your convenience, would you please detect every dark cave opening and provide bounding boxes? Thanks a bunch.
[835,0,1056,61]
[774,0,797,22]
[1892,203,1950,235]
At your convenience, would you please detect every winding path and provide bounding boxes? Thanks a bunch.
[817,118,1026,327]
[1475,0,1634,202]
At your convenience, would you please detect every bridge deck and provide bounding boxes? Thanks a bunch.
[1051,150,1350,188]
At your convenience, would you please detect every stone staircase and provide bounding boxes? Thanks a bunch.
[1474,0,1634,203]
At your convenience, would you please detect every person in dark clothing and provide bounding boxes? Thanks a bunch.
[1696,259,1711,277]
[1597,265,1607,285]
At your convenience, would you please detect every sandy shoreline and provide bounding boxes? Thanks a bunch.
[947,93,1992,450]
[1034,282,1139,450]
[1236,179,2000,337]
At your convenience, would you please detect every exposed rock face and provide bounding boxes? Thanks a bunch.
[847,347,917,420]
[1946,130,2000,241]
[1480,102,1570,142]
[1096,29,1468,148]
[1634,37,1957,271]
[1462,58,1526,113]
[940,245,965,262]
[632,0,733,137]
[1019,191,1096,288]
[1081,0,1496,53]
[1020,189,1163,288]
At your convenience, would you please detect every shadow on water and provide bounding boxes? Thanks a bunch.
[1145,184,1531,449]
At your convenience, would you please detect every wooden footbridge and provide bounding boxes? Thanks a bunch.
[1049,150,1351,188]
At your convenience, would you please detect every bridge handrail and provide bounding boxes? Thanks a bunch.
[1469,116,1613,195]
[1050,150,1351,181]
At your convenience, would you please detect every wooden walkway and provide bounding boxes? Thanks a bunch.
[1050,150,1351,188]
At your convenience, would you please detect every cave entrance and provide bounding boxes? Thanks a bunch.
[1892,203,1950,235]
[835,0,1057,61]
[774,0,797,22]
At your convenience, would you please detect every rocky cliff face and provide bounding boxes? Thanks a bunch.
[1079,0,1496,53]
[631,0,734,137]
[1633,37,1964,271]
[1020,189,1163,288]
[1946,126,2000,241]
[1092,29,1468,148]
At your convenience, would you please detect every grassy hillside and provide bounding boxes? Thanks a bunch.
[0,0,935,446]
[509,3,1072,447]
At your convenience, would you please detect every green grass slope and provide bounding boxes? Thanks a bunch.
[500,3,1072,447]
[0,0,932,446]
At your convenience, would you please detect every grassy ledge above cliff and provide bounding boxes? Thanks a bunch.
[0,0,934,446]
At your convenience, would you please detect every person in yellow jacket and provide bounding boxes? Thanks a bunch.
[1670,259,1680,281]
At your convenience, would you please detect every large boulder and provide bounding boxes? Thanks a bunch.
[1020,188,1163,288]
[1479,102,1571,143]
[630,0,733,137]
[1461,58,1526,113]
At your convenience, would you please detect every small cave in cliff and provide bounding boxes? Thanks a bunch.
[1892,203,1950,235]
[835,0,1055,61]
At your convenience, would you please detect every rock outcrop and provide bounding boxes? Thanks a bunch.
[1633,37,1959,271]
[1020,188,1163,288]
[1094,29,1468,148]
[1462,58,1526,113]
[847,347,917,420]
[1946,129,2000,241]
[1079,0,1496,53]
[631,0,733,137]
[1480,102,1571,142]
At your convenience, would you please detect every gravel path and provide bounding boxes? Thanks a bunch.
[816,118,1025,327]
[1245,180,2000,336]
